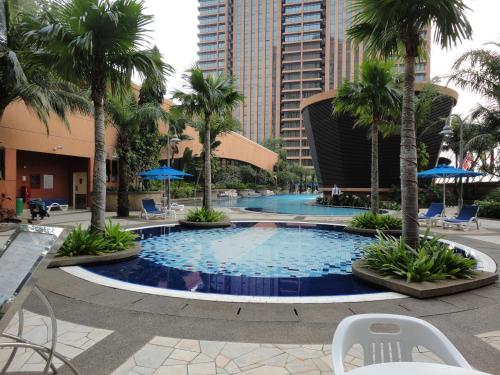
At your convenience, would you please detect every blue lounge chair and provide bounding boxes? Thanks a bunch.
[443,205,480,230]
[141,198,167,220]
[418,202,444,225]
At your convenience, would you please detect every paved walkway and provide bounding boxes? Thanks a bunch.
[1,207,500,374]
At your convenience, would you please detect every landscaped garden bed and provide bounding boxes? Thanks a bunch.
[344,212,402,236]
[179,208,231,228]
[353,231,498,298]
[49,222,140,267]
[49,243,140,267]
[353,260,498,298]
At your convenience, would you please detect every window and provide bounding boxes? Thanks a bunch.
[0,148,4,180]
[106,159,118,183]
[30,174,41,189]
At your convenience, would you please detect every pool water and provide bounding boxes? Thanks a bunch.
[216,194,367,216]
[84,222,385,297]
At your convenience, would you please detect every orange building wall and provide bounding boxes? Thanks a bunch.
[1,96,277,209]
[0,101,119,209]
[177,126,278,171]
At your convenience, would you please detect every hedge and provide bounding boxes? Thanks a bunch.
[475,200,500,219]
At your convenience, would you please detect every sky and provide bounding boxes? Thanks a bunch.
[143,0,500,116]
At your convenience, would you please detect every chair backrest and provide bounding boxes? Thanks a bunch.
[141,199,157,212]
[456,205,479,220]
[426,202,444,218]
[331,314,471,374]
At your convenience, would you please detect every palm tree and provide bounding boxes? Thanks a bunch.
[333,60,400,214]
[161,107,190,167]
[173,68,243,211]
[0,0,90,130]
[449,42,500,145]
[105,90,167,217]
[23,0,167,231]
[348,0,472,248]
[129,55,173,177]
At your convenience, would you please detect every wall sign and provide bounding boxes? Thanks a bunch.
[43,174,54,190]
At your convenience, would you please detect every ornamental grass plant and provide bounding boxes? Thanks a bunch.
[58,221,137,257]
[186,208,228,223]
[362,231,477,282]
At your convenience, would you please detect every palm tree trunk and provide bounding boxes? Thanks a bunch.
[90,90,107,232]
[203,116,212,210]
[401,55,419,248]
[371,124,379,214]
[117,157,129,217]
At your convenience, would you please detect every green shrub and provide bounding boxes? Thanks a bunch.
[362,231,477,282]
[350,212,402,230]
[484,189,500,201]
[419,184,457,208]
[58,222,137,257]
[171,181,195,198]
[315,194,371,208]
[186,208,228,222]
[475,200,500,219]
[58,225,108,257]
[102,222,138,252]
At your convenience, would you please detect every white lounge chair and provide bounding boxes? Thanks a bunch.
[331,314,471,375]
[170,202,185,211]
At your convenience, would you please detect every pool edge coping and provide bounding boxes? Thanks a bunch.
[59,220,497,304]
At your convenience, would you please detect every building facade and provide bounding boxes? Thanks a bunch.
[197,0,431,167]
[0,98,276,211]
[301,83,456,191]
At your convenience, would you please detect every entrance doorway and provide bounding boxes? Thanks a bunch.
[73,172,88,209]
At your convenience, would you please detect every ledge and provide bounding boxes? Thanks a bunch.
[178,220,231,229]
[344,226,402,237]
[352,260,498,299]
[49,243,141,268]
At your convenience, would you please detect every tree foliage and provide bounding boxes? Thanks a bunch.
[172,67,243,210]
[348,0,472,249]
[333,59,401,213]
[0,0,90,130]
[23,0,168,231]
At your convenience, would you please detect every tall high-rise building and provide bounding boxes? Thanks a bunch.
[197,0,431,167]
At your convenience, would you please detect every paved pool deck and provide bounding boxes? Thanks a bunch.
[2,206,500,374]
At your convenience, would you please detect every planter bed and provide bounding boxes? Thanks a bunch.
[344,226,402,237]
[178,220,231,229]
[352,260,498,299]
[49,243,141,268]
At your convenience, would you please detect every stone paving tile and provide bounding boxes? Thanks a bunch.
[111,336,444,375]
[476,330,500,351]
[0,310,112,373]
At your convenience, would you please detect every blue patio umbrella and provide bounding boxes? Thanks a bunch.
[138,166,192,208]
[140,175,182,181]
[417,164,482,212]
[138,166,192,178]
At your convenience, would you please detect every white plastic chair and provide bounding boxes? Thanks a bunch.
[332,314,471,374]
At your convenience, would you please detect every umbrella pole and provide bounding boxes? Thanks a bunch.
[167,176,171,210]
[443,179,446,216]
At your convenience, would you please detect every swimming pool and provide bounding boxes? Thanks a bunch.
[80,222,389,299]
[216,194,368,216]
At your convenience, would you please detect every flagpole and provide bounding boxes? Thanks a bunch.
[458,119,464,211]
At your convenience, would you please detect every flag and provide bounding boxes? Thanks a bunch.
[462,152,473,170]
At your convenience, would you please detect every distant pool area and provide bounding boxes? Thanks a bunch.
[216,194,368,216]
[64,222,409,303]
